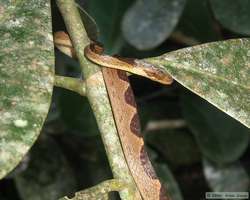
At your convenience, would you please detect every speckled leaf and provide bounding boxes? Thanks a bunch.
[0,1,54,179]
[203,159,249,192]
[15,136,76,200]
[145,39,250,128]
[209,0,250,35]
[122,0,186,50]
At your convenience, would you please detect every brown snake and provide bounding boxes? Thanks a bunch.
[54,32,172,200]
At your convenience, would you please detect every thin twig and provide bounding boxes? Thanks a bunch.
[170,31,200,46]
[54,75,86,96]
[145,119,187,131]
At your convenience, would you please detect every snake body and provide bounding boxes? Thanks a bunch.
[54,32,171,200]
[85,43,170,200]
[84,43,173,85]
[102,67,169,200]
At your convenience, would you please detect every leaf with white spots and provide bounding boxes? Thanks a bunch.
[144,39,250,128]
[0,0,54,179]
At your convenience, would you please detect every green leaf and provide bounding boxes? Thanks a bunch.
[146,39,250,128]
[138,100,181,129]
[86,0,133,54]
[181,92,249,164]
[209,0,250,35]
[76,3,99,41]
[0,1,54,179]
[58,133,112,186]
[15,136,76,200]
[146,129,201,167]
[176,0,220,43]
[122,0,186,50]
[203,159,249,192]
[57,89,99,137]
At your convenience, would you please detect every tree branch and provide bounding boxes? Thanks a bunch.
[54,75,86,96]
[56,0,142,199]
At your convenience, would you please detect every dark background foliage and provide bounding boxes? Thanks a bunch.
[1,0,250,199]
